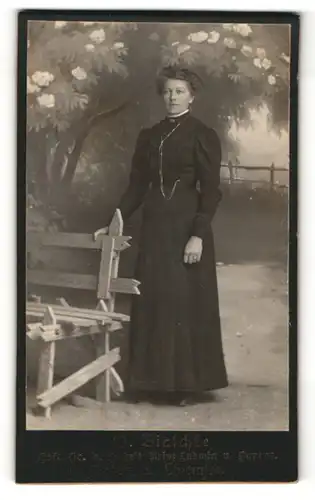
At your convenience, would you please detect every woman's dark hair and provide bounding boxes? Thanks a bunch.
[156,65,203,96]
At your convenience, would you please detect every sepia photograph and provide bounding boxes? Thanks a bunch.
[24,15,293,434]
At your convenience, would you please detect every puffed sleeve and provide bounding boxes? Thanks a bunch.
[118,128,151,220]
[191,125,222,239]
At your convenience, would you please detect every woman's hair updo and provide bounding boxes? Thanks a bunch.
[156,65,203,96]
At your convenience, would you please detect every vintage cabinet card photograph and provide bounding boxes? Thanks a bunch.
[17,9,298,483]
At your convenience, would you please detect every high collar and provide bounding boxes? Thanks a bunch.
[165,109,190,123]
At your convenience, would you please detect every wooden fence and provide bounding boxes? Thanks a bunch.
[221,162,288,191]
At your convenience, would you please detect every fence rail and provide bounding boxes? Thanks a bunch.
[221,162,288,191]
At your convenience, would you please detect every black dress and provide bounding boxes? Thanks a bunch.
[119,112,228,394]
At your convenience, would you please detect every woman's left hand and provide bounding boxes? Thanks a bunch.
[184,236,203,264]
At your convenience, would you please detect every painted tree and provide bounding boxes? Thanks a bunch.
[26,20,290,212]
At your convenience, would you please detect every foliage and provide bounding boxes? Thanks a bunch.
[27,21,289,131]
[27,21,135,130]
[25,20,290,214]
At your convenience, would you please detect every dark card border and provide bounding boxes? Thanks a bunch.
[17,9,299,483]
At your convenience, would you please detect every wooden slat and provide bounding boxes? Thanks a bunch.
[38,327,60,340]
[27,319,121,342]
[27,271,140,295]
[36,307,56,419]
[31,298,119,360]
[95,212,117,402]
[28,294,41,303]
[109,277,140,295]
[27,232,100,249]
[109,209,123,236]
[95,300,110,402]
[97,299,107,308]
[107,210,124,398]
[110,367,124,395]
[27,270,97,290]
[27,327,55,341]
[96,210,125,404]
[56,297,70,307]
[26,302,130,322]
[27,322,42,330]
[26,326,44,341]
[37,348,120,408]
[97,237,114,299]
[27,322,60,340]
[26,310,110,328]
[27,232,131,252]
[26,330,40,340]
[39,321,121,342]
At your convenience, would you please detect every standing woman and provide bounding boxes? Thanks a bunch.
[99,66,228,405]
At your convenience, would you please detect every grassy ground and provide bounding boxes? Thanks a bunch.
[26,192,289,431]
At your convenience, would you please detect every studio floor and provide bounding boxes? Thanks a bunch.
[26,263,289,431]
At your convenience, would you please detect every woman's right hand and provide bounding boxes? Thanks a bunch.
[93,226,109,241]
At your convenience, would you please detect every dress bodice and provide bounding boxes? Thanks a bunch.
[118,113,222,239]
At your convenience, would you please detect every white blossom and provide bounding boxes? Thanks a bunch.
[188,31,208,43]
[261,58,272,70]
[82,21,96,26]
[241,44,252,56]
[37,93,55,108]
[281,53,290,64]
[256,47,266,59]
[54,21,67,29]
[113,42,124,49]
[149,32,160,41]
[222,23,234,31]
[71,66,87,80]
[84,43,95,52]
[224,37,237,49]
[268,74,276,85]
[177,44,191,55]
[233,24,252,37]
[253,57,262,68]
[27,76,40,94]
[171,41,180,46]
[207,31,220,44]
[89,28,106,44]
[31,71,55,87]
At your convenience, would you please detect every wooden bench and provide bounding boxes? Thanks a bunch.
[26,209,140,418]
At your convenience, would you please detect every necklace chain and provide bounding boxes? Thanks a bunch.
[158,118,187,201]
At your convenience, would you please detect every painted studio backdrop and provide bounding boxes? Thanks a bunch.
[26,20,290,431]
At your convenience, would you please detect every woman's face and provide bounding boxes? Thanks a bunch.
[162,78,194,116]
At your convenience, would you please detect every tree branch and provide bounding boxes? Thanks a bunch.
[60,130,89,186]
[86,82,154,128]
[60,94,143,186]
[57,84,154,187]
[87,95,136,128]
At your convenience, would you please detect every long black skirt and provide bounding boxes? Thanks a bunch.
[126,186,228,393]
